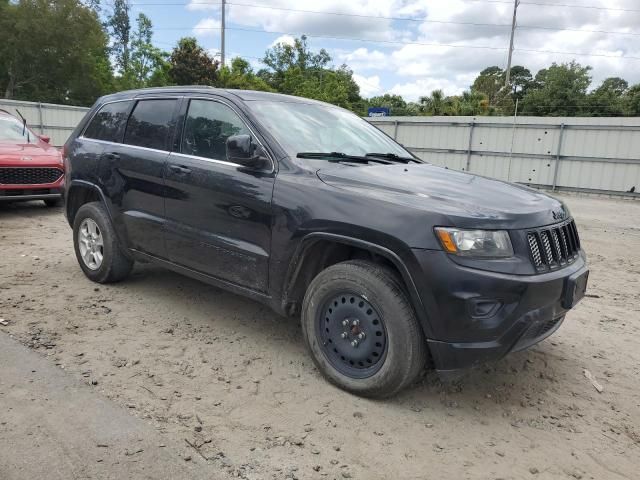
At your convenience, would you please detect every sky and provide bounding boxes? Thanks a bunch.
[125,0,640,101]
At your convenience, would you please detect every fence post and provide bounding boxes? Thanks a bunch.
[552,123,565,191]
[465,121,475,172]
[393,120,399,140]
[38,102,44,134]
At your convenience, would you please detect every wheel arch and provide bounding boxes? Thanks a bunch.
[65,180,108,227]
[282,232,432,338]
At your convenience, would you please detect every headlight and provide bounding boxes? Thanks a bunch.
[435,228,513,258]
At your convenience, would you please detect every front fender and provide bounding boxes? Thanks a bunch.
[282,232,436,339]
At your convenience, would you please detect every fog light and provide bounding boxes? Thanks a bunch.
[468,298,502,319]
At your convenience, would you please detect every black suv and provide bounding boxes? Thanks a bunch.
[63,87,588,397]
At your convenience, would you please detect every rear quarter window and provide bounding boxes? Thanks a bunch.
[83,101,131,142]
[123,99,177,151]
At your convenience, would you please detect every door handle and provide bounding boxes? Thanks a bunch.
[103,152,120,161]
[168,164,191,175]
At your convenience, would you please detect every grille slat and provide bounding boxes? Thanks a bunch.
[527,220,581,272]
[0,168,63,185]
[528,233,543,267]
[540,231,554,265]
[550,229,563,262]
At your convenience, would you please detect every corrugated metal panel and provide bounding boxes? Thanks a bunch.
[369,116,640,195]
[0,99,89,146]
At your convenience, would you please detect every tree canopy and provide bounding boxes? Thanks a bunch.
[0,0,112,105]
[0,4,638,118]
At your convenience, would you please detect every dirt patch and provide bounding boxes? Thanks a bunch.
[1,194,639,479]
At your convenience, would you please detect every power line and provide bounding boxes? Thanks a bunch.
[130,1,640,37]
[519,1,640,14]
[516,47,640,60]
[152,24,640,61]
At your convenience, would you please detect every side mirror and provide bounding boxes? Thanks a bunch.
[226,134,269,170]
[39,135,51,144]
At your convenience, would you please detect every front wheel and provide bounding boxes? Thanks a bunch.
[301,260,427,398]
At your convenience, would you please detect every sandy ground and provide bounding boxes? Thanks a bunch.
[0,334,212,480]
[0,193,639,480]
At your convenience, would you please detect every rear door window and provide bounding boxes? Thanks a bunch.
[124,99,177,151]
[83,101,131,142]
[182,99,249,160]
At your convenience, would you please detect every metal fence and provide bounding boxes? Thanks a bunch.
[0,99,89,147]
[1,98,638,197]
[369,116,640,197]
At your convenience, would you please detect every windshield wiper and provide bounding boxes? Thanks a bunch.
[365,152,419,164]
[296,152,391,164]
[15,109,30,143]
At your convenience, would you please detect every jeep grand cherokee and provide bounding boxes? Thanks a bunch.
[63,87,589,397]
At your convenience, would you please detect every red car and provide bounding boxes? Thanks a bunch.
[0,109,64,207]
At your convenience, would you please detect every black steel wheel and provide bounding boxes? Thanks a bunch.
[317,293,387,379]
[302,260,427,398]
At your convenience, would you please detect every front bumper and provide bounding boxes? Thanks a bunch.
[0,178,64,202]
[0,187,63,202]
[411,249,588,372]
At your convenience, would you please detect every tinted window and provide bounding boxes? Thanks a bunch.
[124,99,176,150]
[84,101,131,142]
[182,100,249,160]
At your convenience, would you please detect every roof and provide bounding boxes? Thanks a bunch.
[98,86,331,107]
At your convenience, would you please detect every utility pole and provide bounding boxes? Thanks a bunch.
[220,0,226,67]
[505,0,520,87]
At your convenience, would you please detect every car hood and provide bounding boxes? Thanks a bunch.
[316,163,568,229]
[0,142,62,166]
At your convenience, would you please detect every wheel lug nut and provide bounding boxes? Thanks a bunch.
[358,332,366,340]
[351,340,359,348]
[342,319,349,326]
[351,319,360,326]
[341,332,348,339]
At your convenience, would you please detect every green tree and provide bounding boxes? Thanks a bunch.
[107,0,132,74]
[471,66,504,105]
[168,37,218,86]
[587,77,628,116]
[508,65,533,102]
[624,84,640,116]
[217,57,273,91]
[260,35,331,92]
[127,13,169,88]
[259,36,363,111]
[0,0,113,105]
[419,90,447,115]
[520,61,592,116]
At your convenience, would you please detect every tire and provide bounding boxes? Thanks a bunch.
[72,202,133,283]
[301,260,427,398]
[44,198,62,207]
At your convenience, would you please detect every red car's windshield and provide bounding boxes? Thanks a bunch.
[0,116,38,144]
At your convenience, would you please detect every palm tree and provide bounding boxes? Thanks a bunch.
[419,89,446,116]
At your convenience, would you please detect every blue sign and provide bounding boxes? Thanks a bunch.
[367,107,390,117]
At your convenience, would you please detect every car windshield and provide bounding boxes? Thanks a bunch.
[0,116,37,144]
[246,100,414,160]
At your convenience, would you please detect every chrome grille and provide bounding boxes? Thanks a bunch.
[527,220,581,271]
[0,167,63,185]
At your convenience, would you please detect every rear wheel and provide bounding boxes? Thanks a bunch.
[301,260,427,398]
[73,202,133,283]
